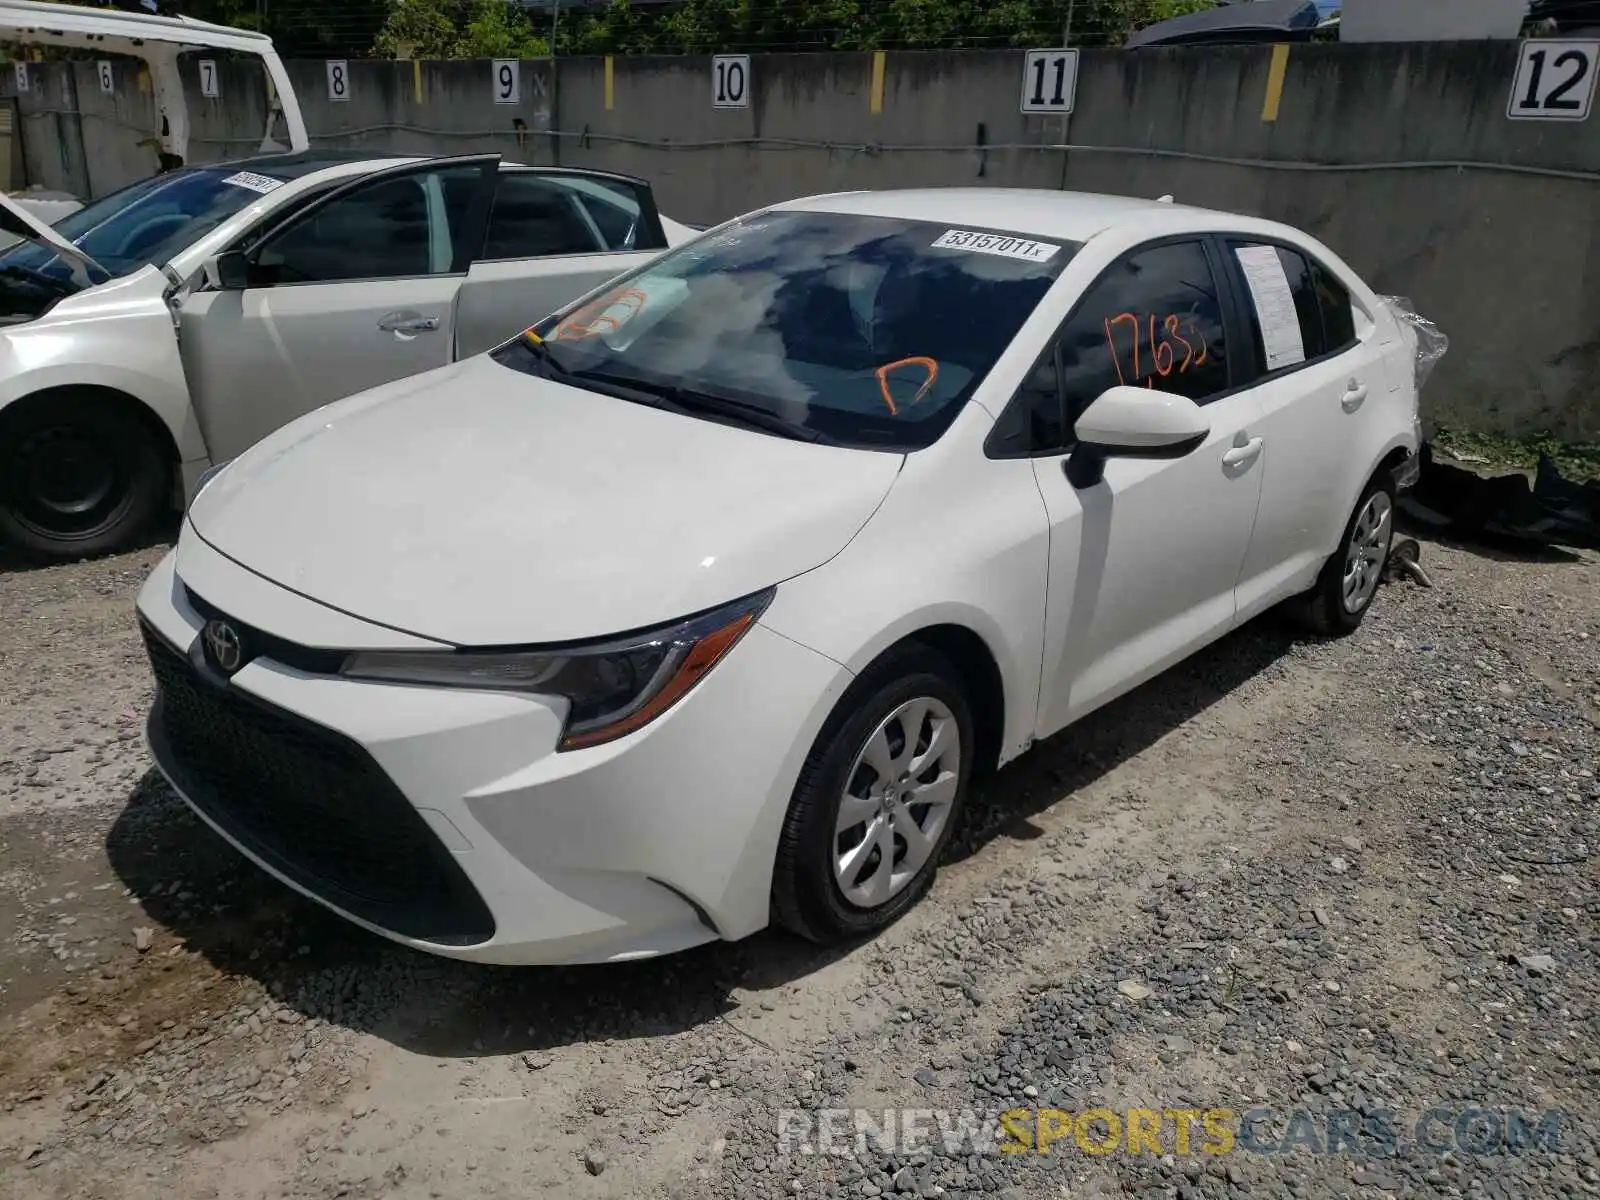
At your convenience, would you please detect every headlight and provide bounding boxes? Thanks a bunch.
[340,588,773,751]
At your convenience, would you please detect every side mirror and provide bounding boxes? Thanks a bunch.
[204,250,253,291]
[1065,385,1210,488]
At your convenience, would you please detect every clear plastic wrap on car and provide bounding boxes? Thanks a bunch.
[1379,296,1449,392]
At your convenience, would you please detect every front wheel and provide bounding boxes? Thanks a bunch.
[771,645,974,944]
[0,393,168,561]
[1289,475,1396,636]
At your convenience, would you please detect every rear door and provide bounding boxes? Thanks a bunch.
[177,155,498,460]
[453,168,671,358]
[1221,237,1391,622]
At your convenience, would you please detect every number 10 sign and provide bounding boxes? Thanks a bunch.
[1020,48,1079,115]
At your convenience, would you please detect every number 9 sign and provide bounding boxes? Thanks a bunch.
[492,59,519,105]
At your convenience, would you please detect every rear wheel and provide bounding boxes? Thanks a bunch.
[0,392,168,561]
[1289,475,1395,636]
[772,645,974,943]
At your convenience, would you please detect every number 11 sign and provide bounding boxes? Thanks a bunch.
[1020,48,1079,115]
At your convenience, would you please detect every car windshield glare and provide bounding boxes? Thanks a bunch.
[492,210,1079,450]
[0,168,281,282]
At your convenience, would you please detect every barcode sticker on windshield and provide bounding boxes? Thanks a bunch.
[221,171,284,195]
[931,229,1060,262]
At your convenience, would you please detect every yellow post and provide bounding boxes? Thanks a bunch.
[869,50,886,115]
[604,56,614,111]
[1261,43,1290,122]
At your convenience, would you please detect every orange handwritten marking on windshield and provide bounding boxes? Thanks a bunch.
[1104,312,1211,386]
[875,356,940,416]
[554,288,648,341]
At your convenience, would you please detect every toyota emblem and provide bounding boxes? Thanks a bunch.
[202,618,244,675]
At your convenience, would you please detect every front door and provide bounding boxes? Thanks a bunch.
[1030,238,1266,735]
[177,156,498,460]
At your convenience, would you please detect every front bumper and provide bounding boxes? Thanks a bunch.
[134,540,850,965]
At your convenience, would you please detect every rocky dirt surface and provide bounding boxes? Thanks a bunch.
[0,529,1595,1200]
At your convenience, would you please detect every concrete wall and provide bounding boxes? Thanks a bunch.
[3,43,1596,438]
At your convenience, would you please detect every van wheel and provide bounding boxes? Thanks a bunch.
[771,644,974,944]
[1289,475,1396,637]
[0,393,168,561]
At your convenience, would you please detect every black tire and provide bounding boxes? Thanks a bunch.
[0,392,168,561]
[772,643,975,944]
[1288,473,1396,637]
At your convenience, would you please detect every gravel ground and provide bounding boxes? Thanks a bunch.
[0,527,1595,1200]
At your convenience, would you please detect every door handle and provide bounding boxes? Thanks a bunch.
[1341,380,1369,412]
[377,312,441,334]
[1221,436,1264,469]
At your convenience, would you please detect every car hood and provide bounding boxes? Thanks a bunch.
[188,355,904,646]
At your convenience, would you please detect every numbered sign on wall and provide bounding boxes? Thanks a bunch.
[1507,39,1597,121]
[199,59,219,98]
[97,60,114,94]
[492,59,520,105]
[13,61,28,93]
[1020,48,1079,114]
[326,59,350,103]
[713,54,749,109]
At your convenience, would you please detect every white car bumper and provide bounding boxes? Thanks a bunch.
[133,544,850,965]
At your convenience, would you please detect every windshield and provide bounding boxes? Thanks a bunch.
[0,167,284,283]
[491,209,1078,451]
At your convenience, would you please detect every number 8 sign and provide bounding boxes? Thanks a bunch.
[326,60,349,102]
[492,60,519,105]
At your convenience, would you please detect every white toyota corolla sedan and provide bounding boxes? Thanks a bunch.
[135,188,1424,965]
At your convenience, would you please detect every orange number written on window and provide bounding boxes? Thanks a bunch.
[1102,312,1210,388]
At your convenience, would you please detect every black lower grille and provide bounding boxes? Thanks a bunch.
[141,622,495,945]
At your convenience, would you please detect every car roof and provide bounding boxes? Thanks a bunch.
[198,149,415,181]
[782,188,1226,244]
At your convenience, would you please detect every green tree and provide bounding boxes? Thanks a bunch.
[377,0,1215,58]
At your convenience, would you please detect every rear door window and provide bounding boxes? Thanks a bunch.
[1227,240,1360,379]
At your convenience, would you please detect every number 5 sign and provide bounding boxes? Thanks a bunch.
[1507,39,1597,121]
[1020,48,1079,115]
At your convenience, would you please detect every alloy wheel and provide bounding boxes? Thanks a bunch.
[833,696,962,909]
[1342,490,1393,614]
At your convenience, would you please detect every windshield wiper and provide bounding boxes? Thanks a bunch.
[506,337,830,445]
[572,371,829,444]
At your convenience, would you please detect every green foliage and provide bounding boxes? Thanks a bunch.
[379,0,1216,58]
[1432,427,1600,482]
[373,0,547,58]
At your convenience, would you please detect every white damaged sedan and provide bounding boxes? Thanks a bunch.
[135,188,1424,964]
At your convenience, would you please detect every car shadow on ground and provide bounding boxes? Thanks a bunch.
[0,515,179,577]
[103,613,1304,1061]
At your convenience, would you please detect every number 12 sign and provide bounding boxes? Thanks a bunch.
[1507,39,1597,121]
[1021,48,1079,115]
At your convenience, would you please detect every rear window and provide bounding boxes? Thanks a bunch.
[492,210,1077,451]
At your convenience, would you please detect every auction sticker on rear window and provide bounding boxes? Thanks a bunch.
[221,171,284,195]
[931,229,1060,262]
